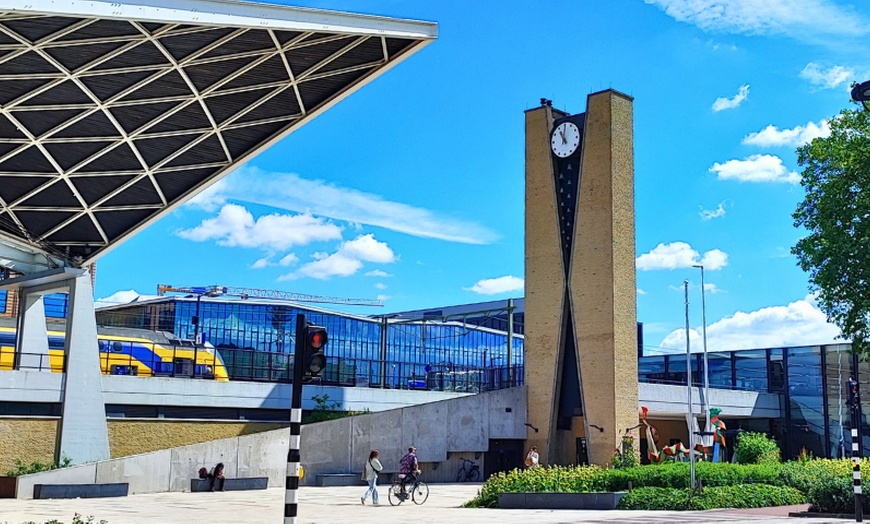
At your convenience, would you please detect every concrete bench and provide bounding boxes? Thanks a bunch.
[33,483,128,499]
[316,471,398,487]
[190,477,268,492]
[316,474,362,487]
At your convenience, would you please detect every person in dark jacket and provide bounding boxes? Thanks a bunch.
[209,462,226,491]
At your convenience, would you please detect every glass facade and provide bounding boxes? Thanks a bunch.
[97,297,525,393]
[638,344,866,460]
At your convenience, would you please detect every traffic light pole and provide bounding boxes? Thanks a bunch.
[284,313,306,524]
[851,352,864,523]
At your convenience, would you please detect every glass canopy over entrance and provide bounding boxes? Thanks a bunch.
[0,0,436,273]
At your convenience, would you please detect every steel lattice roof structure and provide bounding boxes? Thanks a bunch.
[0,0,436,273]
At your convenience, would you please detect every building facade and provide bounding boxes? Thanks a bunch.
[96,296,525,394]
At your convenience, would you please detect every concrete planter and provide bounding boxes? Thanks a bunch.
[499,491,627,510]
[0,477,17,498]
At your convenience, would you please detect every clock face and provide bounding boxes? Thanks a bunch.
[551,121,581,158]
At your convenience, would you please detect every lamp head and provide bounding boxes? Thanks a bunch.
[852,80,870,112]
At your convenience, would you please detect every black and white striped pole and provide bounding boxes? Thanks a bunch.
[850,371,863,523]
[284,313,306,524]
[284,314,328,524]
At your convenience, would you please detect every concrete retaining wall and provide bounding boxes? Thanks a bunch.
[13,387,527,497]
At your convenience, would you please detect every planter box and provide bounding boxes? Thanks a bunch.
[0,477,16,498]
[499,491,627,510]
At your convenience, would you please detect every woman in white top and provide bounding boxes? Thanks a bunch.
[361,449,383,505]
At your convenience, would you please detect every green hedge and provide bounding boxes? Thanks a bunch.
[464,459,870,510]
[603,462,781,491]
[616,484,805,511]
[462,465,606,508]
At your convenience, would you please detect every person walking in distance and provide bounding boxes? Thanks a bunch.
[525,446,539,468]
[398,446,419,496]
[361,449,383,505]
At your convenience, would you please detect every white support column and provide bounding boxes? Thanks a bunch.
[14,291,49,371]
[57,271,109,464]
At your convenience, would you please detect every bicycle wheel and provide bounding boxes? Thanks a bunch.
[468,468,480,482]
[412,481,429,505]
[388,482,405,506]
[456,468,466,482]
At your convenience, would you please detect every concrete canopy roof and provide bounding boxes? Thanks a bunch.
[0,0,436,273]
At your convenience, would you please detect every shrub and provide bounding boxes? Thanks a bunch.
[785,458,870,513]
[616,484,805,511]
[779,459,849,495]
[807,475,857,514]
[611,437,640,470]
[5,455,72,477]
[602,462,781,491]
[462,465,606,508]
[734,432,780,465]
[302,394,368,424]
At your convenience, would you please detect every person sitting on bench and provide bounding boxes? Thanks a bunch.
[209,462,226,492]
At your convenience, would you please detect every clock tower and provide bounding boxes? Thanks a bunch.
[524,90,638,467]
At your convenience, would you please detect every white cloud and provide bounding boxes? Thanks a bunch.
[251,257,271,269]
[178,204,342,251]
[377,294,392,302]
[285,253,362,281]
[743,120,831,147]
[251,253,299,269]
[644,0,868,39]
[709,154,799,184]
[338,234,396,263]
[712,84,749,111]
[465,275,525,295]
[637,242,729,271]
[704,282,723,294]
[185,177,229,211]
[198,166,498,245]
[800,63,854,89]
[699,202,726,221]
[657,294,842,352]
[375,283,387,290]
[637,288,647,295]
[279,253,299,266]
[283,234,396,281]
[95,290,158,308]
[365,270,393,277]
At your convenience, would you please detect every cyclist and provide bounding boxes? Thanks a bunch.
[398,446,419,496]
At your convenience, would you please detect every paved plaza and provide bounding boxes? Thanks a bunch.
[0,484,845,524]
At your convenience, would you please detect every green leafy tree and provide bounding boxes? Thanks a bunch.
[793,105,870,355]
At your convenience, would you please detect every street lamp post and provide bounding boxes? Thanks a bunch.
[684,280,696,490]
[693,265,710,419]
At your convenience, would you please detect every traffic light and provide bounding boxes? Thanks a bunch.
[302,323,327,382]
[849,377,861,410]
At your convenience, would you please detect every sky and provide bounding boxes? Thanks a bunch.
[95,0,870,355]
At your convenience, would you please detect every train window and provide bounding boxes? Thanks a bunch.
[110,365,138,376]
[112,341,124,353]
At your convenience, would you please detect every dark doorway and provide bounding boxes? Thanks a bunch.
[485,439,524,478]
[639,438,650,465]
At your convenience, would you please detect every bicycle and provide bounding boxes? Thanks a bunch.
[388,473,429,505]
[456,457,480,482]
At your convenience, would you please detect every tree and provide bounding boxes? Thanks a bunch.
[793,105,870,355]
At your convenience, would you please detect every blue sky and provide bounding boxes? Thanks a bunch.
[95,0,870,353]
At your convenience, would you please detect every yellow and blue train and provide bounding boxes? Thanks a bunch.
[0,325,229,381]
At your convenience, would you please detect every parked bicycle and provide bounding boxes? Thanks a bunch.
[456,457,480,482]
[388,473,429,505]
